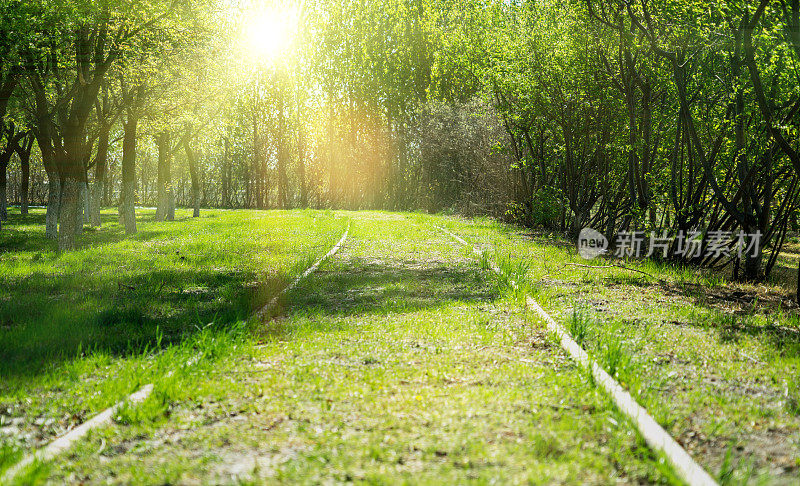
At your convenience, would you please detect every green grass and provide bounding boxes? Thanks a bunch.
[431,214,800,484]
[7,208,797,484]
[787,375,800,417]
[1,210,676,484]
[0,207,348,482]
[0,208,346,375]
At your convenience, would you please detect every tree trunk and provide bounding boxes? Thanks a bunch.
[277,82,288,209]
[252,111,263,210]
[298,126,307,208]
[185,140,200,217]
[119,115,138,234]
[90,123,109,226]
[327,88,337,207]
[796,259,800,305]
[56,111,94,250]
[82,182,90,226]
[0,131,14,221]
[570,207,585,239]
[103,168,112,207]
[221,137,230,208]
[120,180,136,234]
[31,103,61,238]
[192,186,200,217]
[91,180,103,226]
[20,143,29,216]
[604,209,617,247]
[0,163,7,221]
[741,230,763,281]
[743,249,762,281]
[155,132,171,221]
[58,177,82,250]
[45,169,61,239]
[167,188,175,221]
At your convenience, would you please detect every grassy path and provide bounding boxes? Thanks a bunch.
[43,213,668,484]
[3,210,797,483]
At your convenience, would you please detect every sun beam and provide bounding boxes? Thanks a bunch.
[243,4,300,65]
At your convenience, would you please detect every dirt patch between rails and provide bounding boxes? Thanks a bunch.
[212,440,304,483]
[651,358,799,478]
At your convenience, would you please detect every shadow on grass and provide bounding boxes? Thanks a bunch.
[647,280,800,353]
[0,208,345,380]
[529,236,800,353]
[0,211,199,254]
[258,256,500,339]
[0,264,293,379]
[0,254,494,379]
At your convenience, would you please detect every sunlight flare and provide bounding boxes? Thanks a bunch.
[243,3,301,65]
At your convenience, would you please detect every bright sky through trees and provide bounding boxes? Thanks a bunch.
[242,2,301,66]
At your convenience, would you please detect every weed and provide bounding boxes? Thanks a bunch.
[114,390,170,426]
[0,442,22,474]
[495,253,532,290]
[600,333,633,381]
[717,445,755,485]
[568,305,593,346]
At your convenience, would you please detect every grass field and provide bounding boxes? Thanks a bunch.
[1,208,798,484]
[431,215,800,484]
[0,207,347,482]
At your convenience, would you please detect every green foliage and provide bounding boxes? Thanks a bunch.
[529,186,562,228]
[598,329,635,383]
